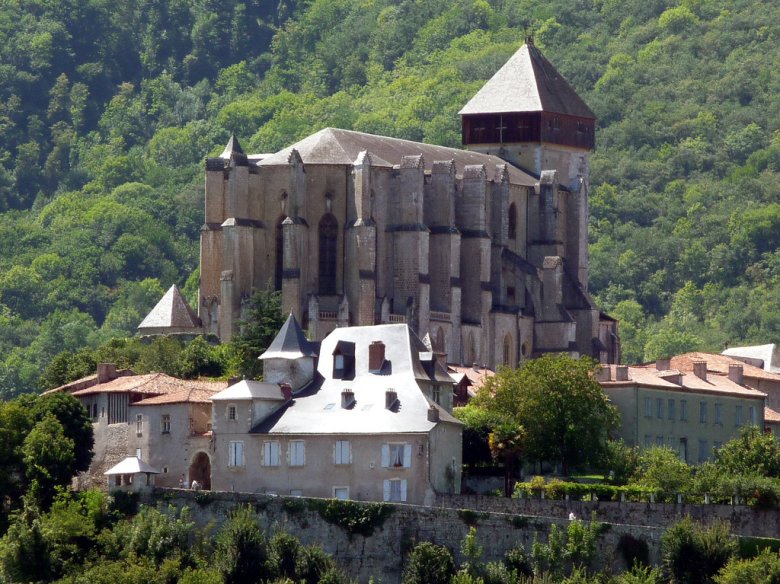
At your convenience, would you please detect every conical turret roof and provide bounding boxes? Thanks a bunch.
[258,313,318,360]
[459,40,595,119]
[138,285,201,331]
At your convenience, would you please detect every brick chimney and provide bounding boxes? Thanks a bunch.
[728,364,744,385]
[692,360,707,381]
[281,383,292,401]
[655,358,671,371]
[341,389,355,408]
[369,341,385,371]
[596,366,612,382]
[385,389,398,409]
[97,363,117,384]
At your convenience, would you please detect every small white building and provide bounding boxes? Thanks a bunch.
[104,456,160,492]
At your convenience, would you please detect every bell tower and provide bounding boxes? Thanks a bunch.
[459,37,595,192]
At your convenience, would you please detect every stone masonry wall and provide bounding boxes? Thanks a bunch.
[147,489,664,584]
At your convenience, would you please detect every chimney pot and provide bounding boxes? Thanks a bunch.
[615,365,629,382]
[385,389,398,410]
[281,383,292,401]
[341,389,355,408]
[97,363,117,384]
[369,341,386,371]
[655,358,671,371]
[596,366,612,382]
[728,364,744,385]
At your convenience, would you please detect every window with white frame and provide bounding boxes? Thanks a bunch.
[714,403,722,425]
[289,440,305,466]
[136,414,143,436]
[228,441,245,467]
[161,414,171,434]
[227,404,237,421]
[263,441,280,466]
[382,443,411,468]
[680,400,688,421]
[334,440,351,465]
[644,397,652,418]
[333,487,349,500]
[383,479,407,502]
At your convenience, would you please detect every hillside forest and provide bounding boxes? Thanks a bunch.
[0,0,779,396]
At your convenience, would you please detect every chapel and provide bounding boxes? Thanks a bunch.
[151,39,619,369]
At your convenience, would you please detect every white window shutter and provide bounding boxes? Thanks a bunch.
[403,444,412,468]
[238,442,244,466]
[381,444,389,468]
[333,441,338,464]
[400,480,407,502]
[383,480,390,501]
[348,441,352,464]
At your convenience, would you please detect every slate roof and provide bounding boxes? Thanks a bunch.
[255,128,537,187]
[258,313,318,360]
[211,380,287,401]
[104,456,159,475]
[138,285,201,331]
[459,41,595,118]
[253,324,461,435]
[723,344,780,374]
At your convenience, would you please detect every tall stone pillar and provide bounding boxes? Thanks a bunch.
[346,151,377,326]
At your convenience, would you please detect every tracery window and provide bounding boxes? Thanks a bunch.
[319,213,338,295]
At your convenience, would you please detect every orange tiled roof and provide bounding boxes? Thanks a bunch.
[667,352,780,382]
[70,373,227,397]
[447,364,495,393]
[132,386,224,406]
[765,407,780,423]
[44,369,135,395]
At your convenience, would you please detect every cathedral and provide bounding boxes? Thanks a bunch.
[144,39,619,370]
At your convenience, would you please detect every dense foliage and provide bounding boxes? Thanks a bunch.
[0,0,778,389]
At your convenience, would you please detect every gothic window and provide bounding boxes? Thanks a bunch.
[508,202,517,241]
[275,215,285,291]
[319,213,338,295]
[503,334,513,367]
[435,327,445,353]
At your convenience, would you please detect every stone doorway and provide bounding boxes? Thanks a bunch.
[189,452,211,490]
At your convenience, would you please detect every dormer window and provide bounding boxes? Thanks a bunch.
[335,354,344,369]
[333,341,355,380]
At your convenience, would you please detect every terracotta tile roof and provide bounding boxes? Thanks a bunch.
[132,386,224,406]
[447,364,495,393]
[70,373,227,398]
[44,369,135,395]
[600,364,765,399]
[765,406,780,423]
[667,352,780,382]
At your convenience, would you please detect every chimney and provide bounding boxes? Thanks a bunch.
[596,366,612,382]
[341,389,355,408]
[385,389,398,410]
[427,405,440,422]
[615,365,629,382]
[97,363,117,384]
[692,360,707,381]
[655,358,671,371]
[472,363,480,372]
[369,341,385,371]
[728,364,744,385]
[281,383,292,401]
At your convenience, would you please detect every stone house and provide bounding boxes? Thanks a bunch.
[142,39,620,370]
[210,315,463,505]
[600,357,766,463]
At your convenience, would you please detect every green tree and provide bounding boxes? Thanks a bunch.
[661,517,736,584]
[33,392,94,474]
[213,505,268,584]
[22,414,76,507]
[714,425,780,478]
[475,355,619,475]
[402,541,456,584]
[632,446,691,497]
[230,288,285,379]
[715,548,780,584]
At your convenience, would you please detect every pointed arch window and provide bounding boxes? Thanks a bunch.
[508,202,517,241]
[319,213,338,295]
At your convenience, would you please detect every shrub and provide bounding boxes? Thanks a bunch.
[213,505,268,584]
[311,499,393,538]
[661,517,736,584]
[504,545,533,578]
[402,541,455,584]
[714,548,780,584]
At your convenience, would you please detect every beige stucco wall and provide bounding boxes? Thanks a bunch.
[605,384,765,462]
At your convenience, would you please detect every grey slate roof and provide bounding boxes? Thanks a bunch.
[137,285,201,331]
[211,380,286,401]
[259,313,318,360]
[459,42,595,119]
[254,324,461,435]
[104,456,160,475]
[220,134,245,158]
[256,127,537,187]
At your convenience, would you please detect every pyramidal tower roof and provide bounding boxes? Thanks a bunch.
[259,313,318,360]
[459,40,595,119]
[138,285,201,332]
[219,134,245,159]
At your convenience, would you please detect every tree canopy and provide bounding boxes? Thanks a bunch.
[474,355,619,475]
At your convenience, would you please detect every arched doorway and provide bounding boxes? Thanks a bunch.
[189,451,211,490]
